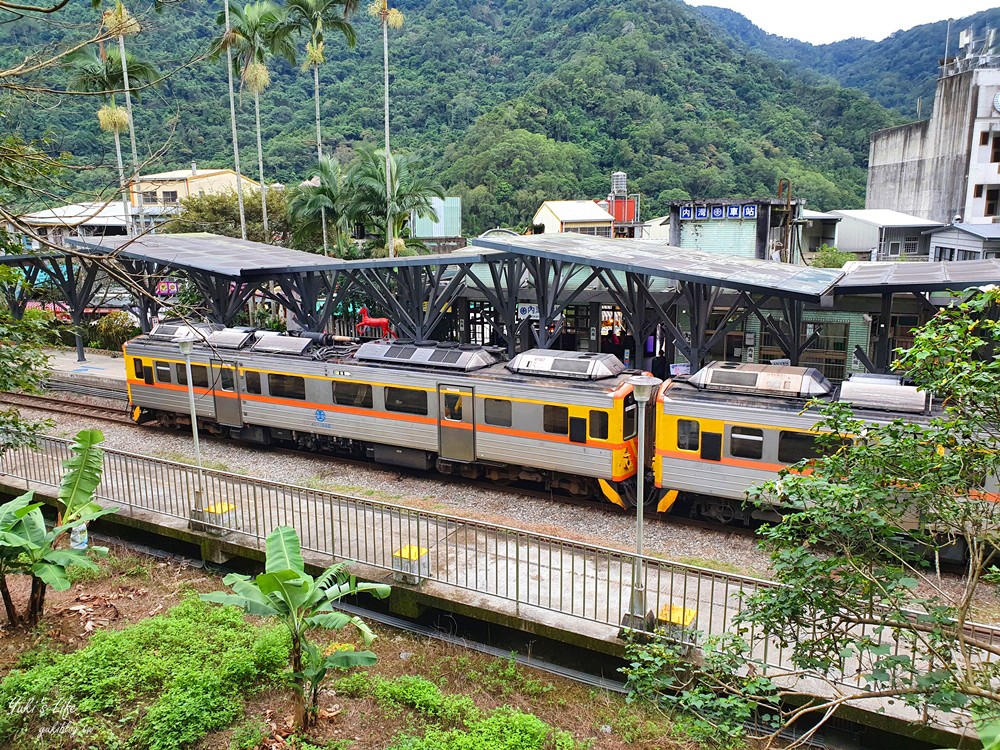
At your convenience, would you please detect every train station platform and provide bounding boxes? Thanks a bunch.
[44,348,127,395]
[0,433,980,748]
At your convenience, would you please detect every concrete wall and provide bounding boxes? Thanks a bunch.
[867,71,976,223]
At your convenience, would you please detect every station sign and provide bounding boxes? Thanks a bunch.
[679,203,759,221]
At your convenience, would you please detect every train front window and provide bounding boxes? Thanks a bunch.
[484,398,512,427]
[132,358,143,379]
[385,387,428,416]
[543,405,568,435]
[623,394,637,440]
[589,410,609,440]
[270,374,305,400]
[677,419,700,451]
[154,361,171,383]
[334,381,373,408]
[778,431,822,463]
[730,426,764,460]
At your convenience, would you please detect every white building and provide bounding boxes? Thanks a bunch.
[828,209,941,261]
[532,201,614,236]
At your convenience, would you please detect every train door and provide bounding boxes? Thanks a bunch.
[437,384,474,462]
[211,360,243,427]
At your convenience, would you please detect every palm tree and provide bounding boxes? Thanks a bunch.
[288,156,354,255]
[367,0,403,257]
[287,0,358,255]
[66,46,158,236]
[219,0,248,240]
[218,1,296,241]
[347,147,443,258]
[102,1,146,233]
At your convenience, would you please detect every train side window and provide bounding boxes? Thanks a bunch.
[484,398,512,427]
[245,371,262,395]
[132,358,144,379]
[270,373,306,400]
[385,387,427,416]
[334,381,373,408]
[623,393,637,439]
[543,405,568,435]
[154,361,171,383]
[589,410,609,440]
[677,419,700,451]
[778,431,822,463]
[176,363,209,388]
[730,426,764,460]
[219,369,235,392]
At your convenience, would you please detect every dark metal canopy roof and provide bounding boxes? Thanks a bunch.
[65,233,500,278]
[471,233,843,302]
[834,259,1000,294]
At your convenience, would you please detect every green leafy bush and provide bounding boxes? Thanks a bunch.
[0,598,290,749]
[93,310,141,351]
[388,708,581,750]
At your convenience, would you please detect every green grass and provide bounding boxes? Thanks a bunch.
[67,547,155,584]
[156,451,244,474]
[0,598,290,750]
[675,556,753,576]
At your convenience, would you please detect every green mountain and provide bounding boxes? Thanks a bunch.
[695,5,1000,119]
[4,0,903,234]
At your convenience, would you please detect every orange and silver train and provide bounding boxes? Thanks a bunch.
[124,323,970,520]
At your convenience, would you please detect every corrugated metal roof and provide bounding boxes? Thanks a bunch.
[830,209,941,228]
[801,209,841,220]
[926,223,1000,239]
[139,168,230,180]
[534,201,614,223]
[471,233,842,301]
[836,259,1000,294]
[20,202,130,227]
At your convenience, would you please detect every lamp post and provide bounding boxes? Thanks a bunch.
[178,337,205,525]
[627,374,662,627]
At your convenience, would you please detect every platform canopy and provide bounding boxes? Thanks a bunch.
[471,233,844,302]
[834,259,1000,294]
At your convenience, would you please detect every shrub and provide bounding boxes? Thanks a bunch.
[0,598,290,749]
[387,708,582,750]
[93,310,140,351]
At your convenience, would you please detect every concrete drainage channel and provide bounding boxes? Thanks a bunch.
[51,521,929,750]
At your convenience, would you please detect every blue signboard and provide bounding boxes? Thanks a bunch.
[726,205,741,219]
[711,206,724,219]
[742,205,758,219]
[695,206,709,220]
[680,205,693,220]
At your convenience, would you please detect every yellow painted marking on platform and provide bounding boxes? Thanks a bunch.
[393,545,428,561]
[658,605,697,628]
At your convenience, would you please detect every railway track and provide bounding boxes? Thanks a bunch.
[2,391,139,427]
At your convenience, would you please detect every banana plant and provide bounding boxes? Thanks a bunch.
[0,429,114,628]
[201,525,390,728]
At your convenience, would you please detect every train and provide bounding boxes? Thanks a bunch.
[122,322,963,523]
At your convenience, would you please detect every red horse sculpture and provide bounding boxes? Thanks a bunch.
[356,306,394,339]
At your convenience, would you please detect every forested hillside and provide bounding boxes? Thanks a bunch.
[696,5,1000,119]
[4,0,902,234]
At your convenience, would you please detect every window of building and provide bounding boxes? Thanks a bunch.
[384,387,427,415]
[543,405,569,435]
[333,381,372,408]
[730,426,764,460]
[484,398,512,427]
[162,190,179,204]
[141,190,157,204]
[987,250,1000,259]
[936,246,957,261]
[623,393,637,440]
[778,431,822,463]
[589,410,609,440]
[982,132,991,146]
[976,184,985,198]
[176,363,209,388]
[987,188,1000,217]
[154,360,171,383]
[245,371,262,394]
[270,373,305,400]
[888,241,901,256]
[957,249,982,261]
[903,237,919,255]
[677,419,700,451]
[566,226,612,237]
[992,135,1000,163]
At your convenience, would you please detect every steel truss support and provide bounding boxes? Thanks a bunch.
[747,297,819,366]
[184,271,260,326]
[262,271,352,333]
[599,271,660,364]
[873,292,894,373]
[520,257,602,349]
[465,256,530,357]
[0,262,41,320]
[349,264,473,340]
[34,255,102,362]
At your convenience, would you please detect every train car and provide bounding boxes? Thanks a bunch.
[652,360,948,524]
[124,323,647,504]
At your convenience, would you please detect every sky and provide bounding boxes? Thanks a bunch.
[685,1,1000,45]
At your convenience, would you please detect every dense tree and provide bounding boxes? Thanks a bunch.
[173,187,290,244]
[286,156,354,254]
